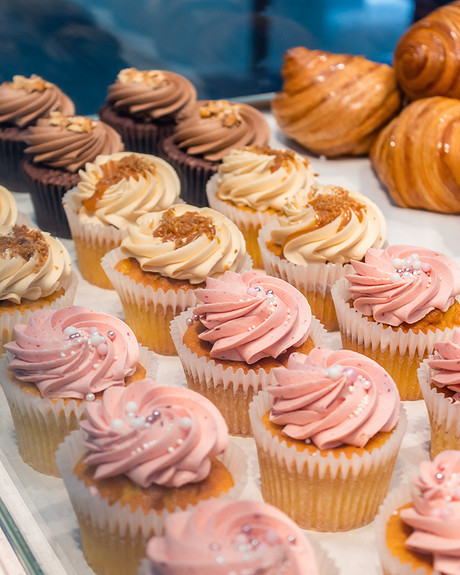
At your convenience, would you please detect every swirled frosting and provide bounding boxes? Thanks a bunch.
[216,145,316,212]
[268,184,386,264]
[72,152,180,229]
[193,271,311,364]
[172,100,271,162]
[80,378,228,488]
[24,111,124,172]
[120,204,247,284]
[0,225,72,303]
[0,185,17,231]
[106,68,196,121]
[0,74,74,128]
[268,347,400,449]
[429,328,460,398]
[145,499,319,575]
[5,306,139,399]
[346,245,460,326]
[400,451,460,575]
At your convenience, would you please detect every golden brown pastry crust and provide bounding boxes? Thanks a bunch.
[271,47,402,158]
[394,0,460,100]
[370,96,460,214]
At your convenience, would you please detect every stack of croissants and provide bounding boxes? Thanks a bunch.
[271,0,460,214]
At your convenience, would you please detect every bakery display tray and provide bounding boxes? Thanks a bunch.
[1,113,459,575]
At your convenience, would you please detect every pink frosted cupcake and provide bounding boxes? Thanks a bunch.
[1,305,155,476]
[249,347,406,531]
[171,270,326,436]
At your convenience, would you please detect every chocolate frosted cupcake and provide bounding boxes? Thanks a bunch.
[162,100,271,207]
[0,74,74,193]
[99,68,197,155]
[22,112,123,238]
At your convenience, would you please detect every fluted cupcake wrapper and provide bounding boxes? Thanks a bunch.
[170,309,327,437]
[56,429,248,575]
[249,391,407,532]
[0,345,157,477]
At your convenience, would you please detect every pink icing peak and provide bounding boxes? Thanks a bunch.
[80,378,229,488]
[193,271,311,364]
[346,245,460,326]
[268,347,400,449]
[429,328,460,398]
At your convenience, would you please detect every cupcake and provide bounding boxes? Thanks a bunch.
[0,74,74,193]
[0,184,18,231]
[140,499,337,575]
[56,378,247,575]
[259,183,386,331]
[98,68,197,155]
[249,347,406,531]
[419,328,460,459]
[161,99,271,207]
[376,450,460,575]
[170,270,326,436]
[0,225,78,353]
[21,111,124,238]
[1,305,155,476]
[63,151,181,289]
[101,203,250,356]
[332,245,460,400]
[206,145,317,269]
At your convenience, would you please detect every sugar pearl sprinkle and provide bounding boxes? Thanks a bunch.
[391,253,431,283]
[60,324,112,359]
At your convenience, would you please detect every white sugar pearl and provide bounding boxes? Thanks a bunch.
[85,393,96,402]
[110,418,124,431]
[125,401,138,414]
[391,273,401,283]
[131,417,146,429]
[326,365,343,379]
[180,417,192,430]
[63,325,78,335]
[392,258,404,268]
[412,260,422,270]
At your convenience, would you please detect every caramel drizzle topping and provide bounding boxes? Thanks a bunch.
[152,209,216,248]
[200,100,241,127]
[246,145,300,172]
[48,111,95,133]
[82,155,154,213]
[118,68,167,88]
[11,75,49,93]
[0,225,49,271]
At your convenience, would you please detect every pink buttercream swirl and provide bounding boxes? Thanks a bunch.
[346,245,460,327]
[268,348,400,449]
[400,451,460,575]
[80,378,228,488]
[145,499,319,575]
[5,306,139,400]
[429,328,460,399]
[193,271,311,364]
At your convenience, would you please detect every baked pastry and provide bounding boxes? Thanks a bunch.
[370,96,460,214]
[63,151,180,289]
[249,347,406,531]
[271,47,402,157]
[394,1,460,100]
[99,68,197,155]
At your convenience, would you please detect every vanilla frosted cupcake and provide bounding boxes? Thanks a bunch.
[63,152,180,288]
[249,347,406,531]
[0,225,77,353]
[206,145,316,269]
[259,183,386,331]
[102,204,250,355]
[0,185,18,231]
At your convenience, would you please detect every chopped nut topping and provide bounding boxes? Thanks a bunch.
[48,111,95,133]
[0,225,49,271]
[200,100,241,127]
[246,145,301,172]
[308,187,366,230]
[152,208,216,248]
[11,75,49,93]
[118,68,167,88]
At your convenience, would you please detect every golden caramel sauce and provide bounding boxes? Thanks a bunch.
[152,208,216,248]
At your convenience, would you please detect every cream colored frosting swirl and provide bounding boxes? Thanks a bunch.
[24,112,124,172]
[269,347,400,449]
[400,451,460,575]
[216,145,316,211]
[5,306,139,399]
[173,100,271,162]
[269,184,386,264]
[193,271,311,364]
[0,225,72,303]
[80,378,228,488]
[0,74,74,128]
[0,185,17,231]
[145,499,319,575]
[106,68,197,121]
[72,152,180,228]
[347,245,460,326]
[429,328,460,397]
[120,204,247,284]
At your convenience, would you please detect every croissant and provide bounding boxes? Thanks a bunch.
[271,47,402,158]
[394,1,460,100]
[370,96,460,213]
